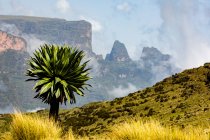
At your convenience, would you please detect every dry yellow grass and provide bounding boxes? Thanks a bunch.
[1,112,62,140]
[1,112,210,140]
[108,119,210,140]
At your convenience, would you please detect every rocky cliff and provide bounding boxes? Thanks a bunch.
[0,16,179,112]
[0,16,96,111]
[0,31,31,109]
[105,40,131,62]
[0,30,26,52]
[0,15,92,51]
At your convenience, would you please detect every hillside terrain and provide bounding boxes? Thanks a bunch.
[0,63,210,136]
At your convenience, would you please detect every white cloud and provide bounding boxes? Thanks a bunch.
[159,0,210,69]
[22,34,47,54]
[116,2,132,12]
[109,83,138,97]
[80,16,103,32]
[56,0,70,13]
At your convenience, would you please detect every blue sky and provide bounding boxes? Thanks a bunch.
[1,0,210,69]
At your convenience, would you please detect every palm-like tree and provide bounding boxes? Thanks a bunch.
[26,44,91,121]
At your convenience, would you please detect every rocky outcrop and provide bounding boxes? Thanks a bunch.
[140,47,170,66]
[105,40,131,62]
[0,30,26,52]
[139,47,178,82]
[0,15,92,51]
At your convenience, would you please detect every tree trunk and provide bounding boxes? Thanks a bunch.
[49,99,59,122]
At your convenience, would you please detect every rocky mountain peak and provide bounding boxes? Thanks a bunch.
[0,30,26,52]
[140,47,170,64]
[105,40,131,62]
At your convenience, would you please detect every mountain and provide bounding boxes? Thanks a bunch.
[0,15,178,112]
[0,15,92,52]
[139,47,178,83]
[0,30,26,52]
[0,63,209,136]
[0,31,32,109]
[0,15,95,111]
[105,40,131,62]
[140,47,170,66]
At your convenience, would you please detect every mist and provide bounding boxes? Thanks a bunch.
[0,23,47,54]
[109,83,138,98]
[158,0,210,69]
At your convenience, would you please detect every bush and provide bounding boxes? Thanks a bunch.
[154,85,164,93]
[147,108,156,117]
[95,109,110,119]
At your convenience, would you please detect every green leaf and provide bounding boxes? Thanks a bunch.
[30,69,45,75]
[33,78,50,90]
[44,47,51,62]
[30,61,40,69]
[55,77,61,84]
[69,85,84,96]
[60,80,68,88]
[55,88,61,98]
[42,65,52,76]
[39,82,52,95]
[64,88,70,103]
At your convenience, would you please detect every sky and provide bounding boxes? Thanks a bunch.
[0,0,210,69]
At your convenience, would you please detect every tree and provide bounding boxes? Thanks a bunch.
[26,44,91,122]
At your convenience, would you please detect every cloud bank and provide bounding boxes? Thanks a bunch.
[158,0,210,69]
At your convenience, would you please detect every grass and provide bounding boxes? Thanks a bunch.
[1,63,210,137]
[1,112,62,140]
[1,112,210,140]
[108,119,210,140]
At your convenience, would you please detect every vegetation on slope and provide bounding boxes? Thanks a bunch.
[1,63,210,137]
[56,63,210,135]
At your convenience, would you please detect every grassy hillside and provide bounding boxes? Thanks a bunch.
[1,63,210,136]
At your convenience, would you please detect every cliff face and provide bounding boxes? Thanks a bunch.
[0,16,179,112]
[0,15,92,51]
[0,30,26,52]
[0,16,94,111]
[0,31,30,108]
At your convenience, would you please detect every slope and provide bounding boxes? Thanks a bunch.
[1,63,210,136]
